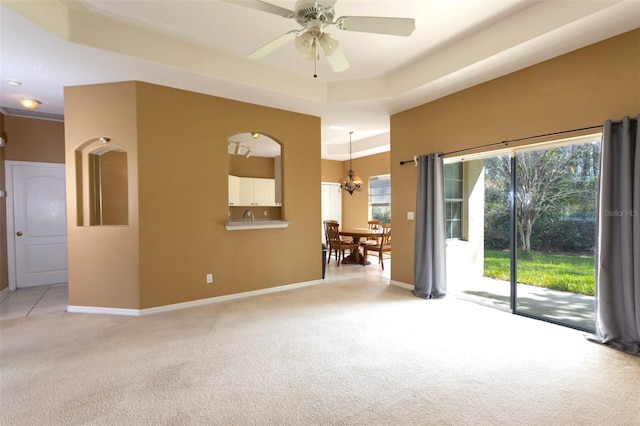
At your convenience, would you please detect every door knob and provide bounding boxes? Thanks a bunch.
[16,231,22,236]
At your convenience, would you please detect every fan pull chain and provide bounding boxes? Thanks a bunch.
[313,38,318,78]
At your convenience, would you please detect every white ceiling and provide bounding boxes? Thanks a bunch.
[1,0,638,160]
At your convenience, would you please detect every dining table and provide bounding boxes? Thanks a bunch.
[338,228,383,265]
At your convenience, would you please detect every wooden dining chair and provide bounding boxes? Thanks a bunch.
[325,221,360,266]
[323,220,338,241]
[362,220,382,248]
[363,224,391,269]
[323,220,339,262]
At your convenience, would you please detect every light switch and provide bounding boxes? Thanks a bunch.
[407,211,414,220]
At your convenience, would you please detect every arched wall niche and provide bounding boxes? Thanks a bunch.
[227,131,283,221]
[75,137,129,226]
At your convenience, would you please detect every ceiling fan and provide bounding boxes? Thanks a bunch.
[223,0,415,74]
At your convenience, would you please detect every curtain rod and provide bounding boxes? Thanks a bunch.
[399,124,603,166]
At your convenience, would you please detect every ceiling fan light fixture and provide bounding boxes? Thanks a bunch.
[319,33,339,56]
[295,31,315,55]
[19,99,41,109]
[303,50,319,61]
[232,0,415,74]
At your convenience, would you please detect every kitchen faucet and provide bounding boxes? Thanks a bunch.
[242,209,255,223]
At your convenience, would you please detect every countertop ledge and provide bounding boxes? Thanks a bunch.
[225,220,292,230]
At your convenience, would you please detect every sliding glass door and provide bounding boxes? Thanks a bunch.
[446,135,600,332]
[513,141,599,331]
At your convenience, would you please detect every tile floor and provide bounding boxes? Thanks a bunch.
[0,284,68,321]
[0,252,389,321]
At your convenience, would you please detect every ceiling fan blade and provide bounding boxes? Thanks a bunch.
[247,30,298,60]
[336,16,416,37]
[222,0,294,18]
[323,45,350,72]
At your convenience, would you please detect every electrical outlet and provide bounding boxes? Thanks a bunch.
[206,273,213,284]
[263,210,268,216]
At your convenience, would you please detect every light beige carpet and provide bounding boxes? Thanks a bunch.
[1,277,639,425]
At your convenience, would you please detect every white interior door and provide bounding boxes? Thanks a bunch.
[9,162,68,288]
[321,183,342,243]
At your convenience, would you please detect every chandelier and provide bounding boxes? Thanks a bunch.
[339,132,362,195]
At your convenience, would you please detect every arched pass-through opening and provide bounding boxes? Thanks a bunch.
[227,132,283,223]
[75,137,128,226]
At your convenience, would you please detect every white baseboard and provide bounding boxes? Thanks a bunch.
[0,286,12,303]
[390,280,414,290]
[67,305,141,316]
[67,279,326,317]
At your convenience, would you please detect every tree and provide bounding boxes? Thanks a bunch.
[484,144,599,252]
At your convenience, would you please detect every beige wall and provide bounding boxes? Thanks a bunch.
[0,114,65,292]
[65,82,141,309]
[3,115,65,163]
[390,29,640,286]
[65,81,321,310]
[229,155,275,178]
[321,159,343,182]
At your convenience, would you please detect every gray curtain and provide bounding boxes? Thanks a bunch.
[413,154,447,299]
[590,115,639,355]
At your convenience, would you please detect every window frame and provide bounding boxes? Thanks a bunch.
[369,174,391,224]
[444,162,463,240]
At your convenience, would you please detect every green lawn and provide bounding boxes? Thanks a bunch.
[484,249,595,296]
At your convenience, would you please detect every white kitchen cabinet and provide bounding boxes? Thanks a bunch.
[254,178,275,206]
[228,175,240,206]
[237,177,276,206]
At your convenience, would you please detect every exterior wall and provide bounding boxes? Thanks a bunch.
[446,160,485,283]
[390,29,640,286]
[65,81,321,310]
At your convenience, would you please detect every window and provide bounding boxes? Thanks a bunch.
[444,162,463,239]
[369,175,391,224]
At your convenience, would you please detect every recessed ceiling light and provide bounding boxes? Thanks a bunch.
[7,79,22,87]
[19,99,42,109]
